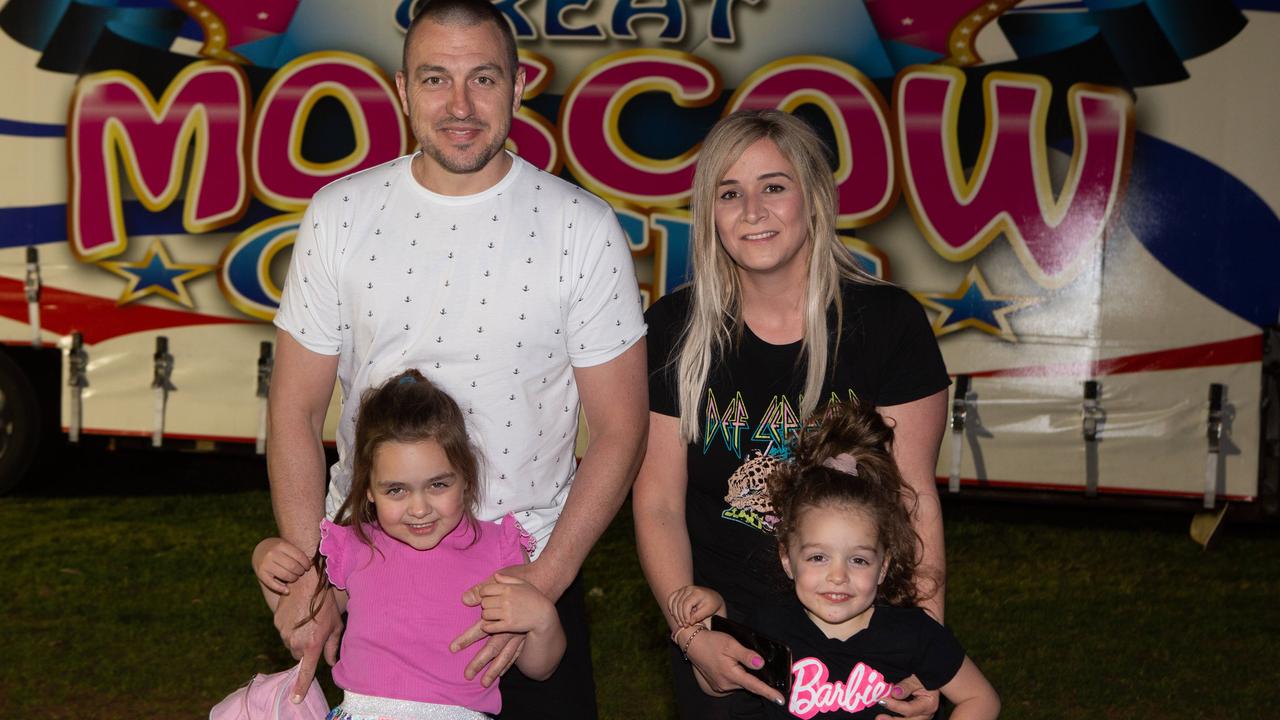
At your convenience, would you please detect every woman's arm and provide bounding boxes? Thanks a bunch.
[632,411,696,633]
[940,657,1001,720]
[634,412,784,705]
[879,389,948,621]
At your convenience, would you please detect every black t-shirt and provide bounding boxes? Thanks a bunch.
[646,281,950,617]
[749,601,965,719]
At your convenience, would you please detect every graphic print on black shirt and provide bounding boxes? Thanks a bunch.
[711,386,861,535]
[748,602,966,720]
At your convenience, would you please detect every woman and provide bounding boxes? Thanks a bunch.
[633,110,950,719]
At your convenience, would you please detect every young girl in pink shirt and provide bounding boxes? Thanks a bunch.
[253,369,564,720]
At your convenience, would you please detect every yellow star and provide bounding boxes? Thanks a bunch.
[914,266,1038,342]
[99,238,215,308]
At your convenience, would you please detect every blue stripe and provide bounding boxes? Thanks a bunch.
[0,199,288,248]
[0,118,66,138]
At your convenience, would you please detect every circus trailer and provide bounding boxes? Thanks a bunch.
[0,0,1275,508]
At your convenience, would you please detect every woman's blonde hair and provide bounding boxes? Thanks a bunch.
[673,109,878,441]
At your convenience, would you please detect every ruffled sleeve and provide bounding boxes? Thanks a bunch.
[317,519,351,589]
[498,513,535,566]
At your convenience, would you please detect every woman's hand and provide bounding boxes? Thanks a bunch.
[680,628,785,706]
[875,674,939,720]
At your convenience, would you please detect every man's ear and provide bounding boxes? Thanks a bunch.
[394,71,409,115]
[511,66,526,113]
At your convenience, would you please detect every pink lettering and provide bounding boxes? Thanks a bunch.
[68,62,249,261]
[251,52,406,212]
[895,67,1132,287]
[789,657,894,719]
[509,53,561,173]
[729,57,896,228]
[560,50,720,206]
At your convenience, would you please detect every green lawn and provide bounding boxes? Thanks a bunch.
[2,461,1277,719]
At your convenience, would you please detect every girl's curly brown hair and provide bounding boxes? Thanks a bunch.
[768,400,935,608]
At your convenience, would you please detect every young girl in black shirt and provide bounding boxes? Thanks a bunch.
[669,402,999,719]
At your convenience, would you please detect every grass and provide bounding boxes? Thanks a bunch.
[2,449,1277,718]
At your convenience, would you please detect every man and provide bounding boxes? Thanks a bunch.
[267,0,648,716]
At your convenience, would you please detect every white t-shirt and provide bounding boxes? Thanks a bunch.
[274,153,646,552]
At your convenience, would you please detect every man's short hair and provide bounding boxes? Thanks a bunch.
[403,0,520,78]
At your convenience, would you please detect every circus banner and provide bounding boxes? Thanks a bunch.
[0,0,1275,501]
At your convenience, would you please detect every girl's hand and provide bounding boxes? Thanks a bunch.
[476,572,557,635]
[681,628,786,707]
[667,585,724,627]
[253,537,311,594]
[875,675,940,720]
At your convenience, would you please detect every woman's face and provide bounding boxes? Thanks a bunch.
[713,138,812,284]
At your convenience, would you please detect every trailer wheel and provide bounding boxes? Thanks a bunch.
[0,350,40,494]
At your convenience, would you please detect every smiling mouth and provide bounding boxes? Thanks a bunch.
[405,521,436,535]
[819,592,851,602]
[742,231,778,241]
[438,125,485,139]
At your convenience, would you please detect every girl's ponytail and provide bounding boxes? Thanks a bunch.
[769,400,931,607]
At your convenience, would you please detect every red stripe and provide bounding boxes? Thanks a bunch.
[966,335,1262,379]
[0,277,255,345]
[64,426,337,448]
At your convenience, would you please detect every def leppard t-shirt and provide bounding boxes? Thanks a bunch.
[646,281,949,618]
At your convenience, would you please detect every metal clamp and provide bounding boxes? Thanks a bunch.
[1205,383,1225,509]
[948,375,970,493]
[1082,380,1102,442]
[256,341,273,399]
[255,341,273,454]
[24,246,42,346]
[1082,380,1103,496]
[151,336,175,447]
[67,332,88,443]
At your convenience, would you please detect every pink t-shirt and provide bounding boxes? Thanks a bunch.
[319,514,532,713]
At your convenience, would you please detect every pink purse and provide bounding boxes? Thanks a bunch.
[209,663,330,720]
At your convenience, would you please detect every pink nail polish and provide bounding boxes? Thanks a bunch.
[751,656,764,668]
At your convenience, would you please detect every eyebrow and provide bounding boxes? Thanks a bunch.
[799,543,878,552]
[376,470,456,487]
[413,63,506,78]
[718,171,794,186]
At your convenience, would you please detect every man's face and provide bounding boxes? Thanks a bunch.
[395,19,525,188]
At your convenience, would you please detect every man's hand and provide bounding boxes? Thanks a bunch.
[273,567,343,702]
[667,584,724,628]
[875,674,939,720]
[682,628,785,706]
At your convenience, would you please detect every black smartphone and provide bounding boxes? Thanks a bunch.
[711,615,793,698]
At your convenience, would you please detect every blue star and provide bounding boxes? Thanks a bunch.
[917,266,1037,342]
[100,239,215,308]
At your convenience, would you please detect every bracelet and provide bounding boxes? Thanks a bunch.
[680,625,706,661]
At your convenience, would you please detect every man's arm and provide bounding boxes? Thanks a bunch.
[880,389,948,621]
[523,339,648,600]
[266,328,342,701]
[268,329,338,554]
